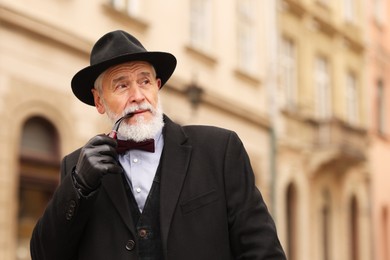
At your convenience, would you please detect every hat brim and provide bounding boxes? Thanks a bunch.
[71,51,177,106]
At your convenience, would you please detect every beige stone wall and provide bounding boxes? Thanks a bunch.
[365,0,390,260]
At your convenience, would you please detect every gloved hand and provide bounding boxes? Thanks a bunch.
[73,134,123,195]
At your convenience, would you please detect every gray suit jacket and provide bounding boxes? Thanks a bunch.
[30,115,286,260]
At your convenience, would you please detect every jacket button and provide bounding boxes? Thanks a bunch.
[125,240,135,251]
[69,200,76,207]
[138,229,147,238]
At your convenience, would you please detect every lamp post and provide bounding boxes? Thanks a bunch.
[185,80,204,112]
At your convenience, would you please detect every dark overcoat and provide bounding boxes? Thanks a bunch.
[30,115,286,260]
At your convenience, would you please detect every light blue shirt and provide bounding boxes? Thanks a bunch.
[118,130,164,212]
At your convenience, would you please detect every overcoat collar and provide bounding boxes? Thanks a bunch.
[101,115,192,254]
[159,115,192,256]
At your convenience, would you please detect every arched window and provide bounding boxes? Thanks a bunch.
[382,207,389,260]
[17,116,60,260]
[321,189,331,260]
[350,196,359,260]
[286,183,298,260]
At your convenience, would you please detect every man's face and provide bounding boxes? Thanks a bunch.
[92,61,161,125]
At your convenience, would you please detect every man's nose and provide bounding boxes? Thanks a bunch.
[127,85,145,103]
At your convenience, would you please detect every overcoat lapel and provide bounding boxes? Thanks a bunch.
[159,116,192,255]
[102,172,136,235]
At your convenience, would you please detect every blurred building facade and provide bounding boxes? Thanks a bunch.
[0,0,386,260]
[0,0,275,259]
[366,0,390,260]
[277,1,370,260]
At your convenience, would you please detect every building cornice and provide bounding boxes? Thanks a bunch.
[0,4,91,56]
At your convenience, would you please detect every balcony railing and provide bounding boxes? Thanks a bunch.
[281,111,367,172]
[311,118,367,158]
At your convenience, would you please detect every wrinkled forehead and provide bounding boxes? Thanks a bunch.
[94,61,157,91]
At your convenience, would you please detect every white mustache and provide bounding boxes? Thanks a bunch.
[119,103,155,118]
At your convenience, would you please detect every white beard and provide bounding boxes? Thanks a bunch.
[104,98,164,142]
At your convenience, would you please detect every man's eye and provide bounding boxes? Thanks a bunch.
[140,79,150,85]
[115,84,128,91]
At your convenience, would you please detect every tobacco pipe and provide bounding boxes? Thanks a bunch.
[108,113,134,139]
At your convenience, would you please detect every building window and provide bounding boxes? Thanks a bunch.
[376,80,386,135]
[237,0,258,75]
[344,0,356,22]
[321,190,331,260]
[280,37,297,110]
[373,0,386,24]
[350,196,359,260]
[381,207,389,260]
[110,0,140,16]
[314,56,331,119]
[286,183,298,260]
[17,116,60,260]
[189,0,213,52]
[346,72,359,125]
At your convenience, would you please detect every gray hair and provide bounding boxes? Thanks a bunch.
[94,71,106,94]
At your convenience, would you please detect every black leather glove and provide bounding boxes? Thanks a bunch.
[73,134,123,195]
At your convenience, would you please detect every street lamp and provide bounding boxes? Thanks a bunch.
[185,79,204,111]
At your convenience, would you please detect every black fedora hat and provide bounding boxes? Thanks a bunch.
[71,30,177,106]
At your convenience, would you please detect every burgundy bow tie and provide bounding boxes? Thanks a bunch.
[116,139,155,154]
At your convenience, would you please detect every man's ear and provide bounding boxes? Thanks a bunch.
[92,89,105,114]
